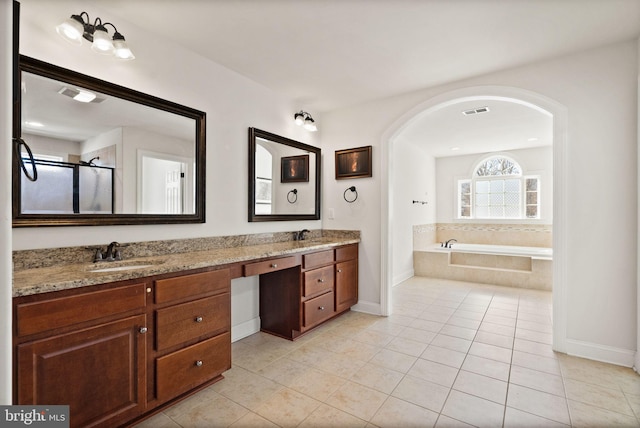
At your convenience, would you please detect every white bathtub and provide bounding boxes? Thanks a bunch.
[434,243,552,260]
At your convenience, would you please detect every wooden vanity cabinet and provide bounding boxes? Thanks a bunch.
[150,269,231,405]
[14,268,232,428]
[335,244,359,313]
[14,282,148,428]
[259,244,359,340]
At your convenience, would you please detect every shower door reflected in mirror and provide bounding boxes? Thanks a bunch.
[13,56,206,226]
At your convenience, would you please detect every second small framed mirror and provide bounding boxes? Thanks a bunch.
[248,128,321,222]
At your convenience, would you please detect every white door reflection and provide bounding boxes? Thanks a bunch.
[138,150,194,214]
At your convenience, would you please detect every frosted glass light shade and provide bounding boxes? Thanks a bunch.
[56,16,84,45]
[113,38,135,60]
[91,27,114,54]
[303,117,317,132]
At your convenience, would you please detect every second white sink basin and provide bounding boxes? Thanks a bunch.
[89,264,154,273]
[87,259,165,273]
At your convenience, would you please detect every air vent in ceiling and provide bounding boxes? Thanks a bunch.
[462,106,490,116]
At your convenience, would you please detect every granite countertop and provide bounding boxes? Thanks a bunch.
[13,237,359,297]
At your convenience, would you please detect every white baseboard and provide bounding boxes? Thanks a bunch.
[231,317,260,342]
[393,269,414,286]
[352,300,382,316]
[566,338,636,368]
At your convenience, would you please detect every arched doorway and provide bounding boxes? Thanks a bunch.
[380,86,568,352]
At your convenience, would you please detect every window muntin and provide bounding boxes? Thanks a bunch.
[457,156,539,220]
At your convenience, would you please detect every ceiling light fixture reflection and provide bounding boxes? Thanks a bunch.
[25,121,44,128]
[294,110,317,132]
[57,87,104,103]
[56,12,135,60]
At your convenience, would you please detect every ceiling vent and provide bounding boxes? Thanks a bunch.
[462,106,490,116]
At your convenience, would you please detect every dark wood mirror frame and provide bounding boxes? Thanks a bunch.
[248,128,321,222]
[12,55,206,227]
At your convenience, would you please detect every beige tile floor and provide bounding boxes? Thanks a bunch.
[135,276,640,427]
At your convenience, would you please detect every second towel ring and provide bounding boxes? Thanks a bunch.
[343,186,358,203]
[14,137,38,182]
[287,189,298,203]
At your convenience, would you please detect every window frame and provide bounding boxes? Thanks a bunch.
[456,155,540,221]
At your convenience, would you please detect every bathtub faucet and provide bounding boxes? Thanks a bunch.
[442,239,457,248]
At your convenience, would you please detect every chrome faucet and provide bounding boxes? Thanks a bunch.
[93,241,124,262]
[294,229,310,241]
[442,239,458,248]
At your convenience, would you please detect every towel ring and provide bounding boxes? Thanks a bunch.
[13,137,38,182]
[343,186,357,203]
[287,189,298,203]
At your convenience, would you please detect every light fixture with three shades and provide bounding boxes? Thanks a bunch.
[56,12,135,60]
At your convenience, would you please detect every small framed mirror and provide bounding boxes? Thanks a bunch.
[13,56,206,226]
[248,128,321,221]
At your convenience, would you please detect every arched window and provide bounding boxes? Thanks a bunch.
[458,155,539,219]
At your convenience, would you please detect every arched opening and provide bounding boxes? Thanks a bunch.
[380,86,568,352]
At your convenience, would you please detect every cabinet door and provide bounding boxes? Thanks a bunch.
[17,315,147,428]
[335,259,358,313]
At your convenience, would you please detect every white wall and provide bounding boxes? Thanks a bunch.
[11,0,321,343]
[1,0,13,404]
[322,40,638,364]
[391,140,436,285]
[435,146,553,223]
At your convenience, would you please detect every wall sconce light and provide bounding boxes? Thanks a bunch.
[56,12,135,60]
[294,111,317,132]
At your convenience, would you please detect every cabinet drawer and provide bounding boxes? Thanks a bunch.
[16,283,146,337]
[243,256,298,277]
[336,245,358,262]
[156,294,230,351]
[303,266,334,298]
[303,291,335,328]
[155,269,230,304]
[156,332,231,401]
[303,250,334,269]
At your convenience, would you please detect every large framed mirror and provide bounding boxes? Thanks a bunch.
[248,128,321,222]
[12,56,206,227]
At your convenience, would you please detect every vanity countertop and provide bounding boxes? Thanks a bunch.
[13,237,359,297]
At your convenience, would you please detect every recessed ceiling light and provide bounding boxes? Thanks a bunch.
[451,147,460,151]
[25,121,44,127]
[527,137,539,142]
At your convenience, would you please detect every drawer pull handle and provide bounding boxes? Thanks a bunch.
[271,263,278,268]
[139,327,148,334]
[195,316,203,323]
[337,269,342,273]
[195,360,203,367]
[318,306,325,311]
[146,287,152,293]
[318,278,324,283]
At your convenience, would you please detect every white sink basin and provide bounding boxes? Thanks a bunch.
[87,259,165,273]
[89,264,154,273]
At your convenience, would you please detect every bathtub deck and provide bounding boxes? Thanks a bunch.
[413,249,552,290]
